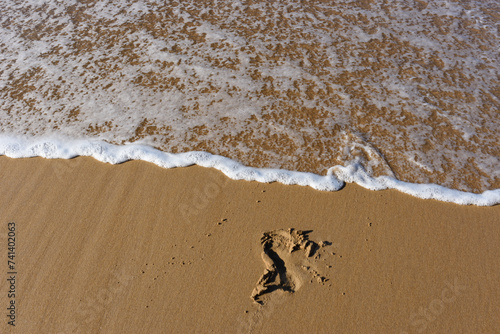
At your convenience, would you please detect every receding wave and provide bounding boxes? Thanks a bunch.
[0,0,499,202]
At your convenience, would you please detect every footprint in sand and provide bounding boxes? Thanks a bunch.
[251,228,331,304]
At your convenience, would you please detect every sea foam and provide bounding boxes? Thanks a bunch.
[1,135,498,206]
[1,0,499,194]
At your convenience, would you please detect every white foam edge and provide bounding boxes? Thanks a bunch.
[0,134,498,206]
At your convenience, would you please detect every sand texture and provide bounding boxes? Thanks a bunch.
[0,156,499,333]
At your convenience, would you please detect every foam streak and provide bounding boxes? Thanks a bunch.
[1,135,498,206]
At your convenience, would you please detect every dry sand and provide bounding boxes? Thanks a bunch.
[0,156,498,333]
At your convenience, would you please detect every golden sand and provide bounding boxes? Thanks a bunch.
[0,156,498,333]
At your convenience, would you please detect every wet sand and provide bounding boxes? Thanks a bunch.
[0,156,498,333]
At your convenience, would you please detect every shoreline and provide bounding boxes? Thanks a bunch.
[0,156,498,333]
[1,136,498,206]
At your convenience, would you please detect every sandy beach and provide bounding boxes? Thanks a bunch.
[1,1,499,333]
[0,156,498,333]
